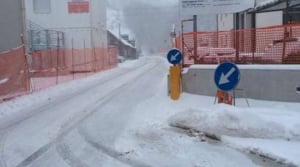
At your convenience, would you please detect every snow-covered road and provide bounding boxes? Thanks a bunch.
[0,57,270,167]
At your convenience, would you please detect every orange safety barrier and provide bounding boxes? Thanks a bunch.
[31,47,117,76]
[1,45,118,102]
[176,24,300,66]
[31,48,66,77]
[30,46,117,91]
[217,90,233,105]
[0,46,30,100]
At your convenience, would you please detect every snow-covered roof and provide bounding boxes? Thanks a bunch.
[107,8,135,49]
[255,0,281,10]
[108,29,135,49]
[249,0,300,13]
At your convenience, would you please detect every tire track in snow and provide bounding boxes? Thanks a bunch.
[6,69,134,167]
[14,59,161,167]
[54,60,159,167]
[56,141,89,167]
[77,127,151,167]
[73,61,165,167]
[0,59,148,132]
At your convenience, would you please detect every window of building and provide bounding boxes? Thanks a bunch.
[33,0,51,14]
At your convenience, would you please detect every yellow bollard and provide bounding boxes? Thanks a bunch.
[169,65,181,100]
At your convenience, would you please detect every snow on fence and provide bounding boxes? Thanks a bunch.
[176,24,300,66]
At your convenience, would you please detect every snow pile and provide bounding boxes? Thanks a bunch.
[169,104,300,140]
[168,100,300,166]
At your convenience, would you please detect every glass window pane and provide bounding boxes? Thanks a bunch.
[33,0,51,14]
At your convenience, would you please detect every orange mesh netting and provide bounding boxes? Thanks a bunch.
[176,24,300,66]
[0,46,30,100]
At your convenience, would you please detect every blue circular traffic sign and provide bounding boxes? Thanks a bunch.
[214,62,240,92]
[167,48,182,65]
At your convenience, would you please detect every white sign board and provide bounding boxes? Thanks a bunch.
[180,0,255,15]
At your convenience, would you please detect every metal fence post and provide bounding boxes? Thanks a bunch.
[56,31,59,85]
[84,39,87,75]
[72,38,75,80]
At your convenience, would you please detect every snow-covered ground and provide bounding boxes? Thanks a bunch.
[169,96,300,166]
[0,56,299,167]
[113,83,261,167]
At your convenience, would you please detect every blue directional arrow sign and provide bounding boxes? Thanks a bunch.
[167,48,182,65]
[214,62,240,92]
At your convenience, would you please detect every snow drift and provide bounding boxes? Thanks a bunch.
[169,104,300,140]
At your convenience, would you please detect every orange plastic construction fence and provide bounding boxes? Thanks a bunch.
[1,45,118,102]
[176,24,300,66]
[0,46,30,101]
[31,47,117,77]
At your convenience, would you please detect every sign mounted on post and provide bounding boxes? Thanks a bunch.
[167,49,183,65]
[214,62,240,92]
[180,0,254,15]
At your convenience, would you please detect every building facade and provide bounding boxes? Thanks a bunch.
[0,0,25,52]
[25,0,114,73]
[217,0,300,31]
[25,0,107,48]
[107,30,137,60]
[0,0,30,99]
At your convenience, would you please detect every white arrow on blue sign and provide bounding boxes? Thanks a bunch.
[214,62,240,92]
[167,48,182,65]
